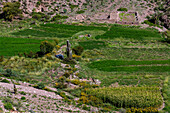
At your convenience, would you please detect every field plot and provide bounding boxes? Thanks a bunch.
[101,48,170,60]
[88,60,170,72]
[12,24,108,38]
[79,41,106,50]
[86,87,163,108]
[96,25,161,40]
[0,37,47,56]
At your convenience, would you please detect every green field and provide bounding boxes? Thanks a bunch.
[0,37,48,56]
[96,25,162,40]
[0,22,169,112]
[12,23,108,38]
[88,60,170,72]
[79,41,106,50]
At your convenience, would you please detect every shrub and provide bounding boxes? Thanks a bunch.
[1,79,10,83]
[0,56,4,62]
[59,76,66,83]
[53,38,59,45]
[32,13,42,20]
[72,54,81,60]
[56,45,60,50]
[82,105,90,111]
[5,69,16,77]
[21,96,26,100]
[62,58,76,64]
[40,41,55,54]
[72,46,84,55]
[51,14,68,21]
[71,79,80,85]
[33,82,45,89]
[163,30,170,43]
[19,91,26,95]
[32,12,50,21]
[55,83,67,89]
[117,8,128,11]
[126,107,158,113]
[76,10,85,14]
[101,107,111,112]
[63,72,70,78]
[0,107,3,112]
[72,67,77,72]
[4,102,13,110]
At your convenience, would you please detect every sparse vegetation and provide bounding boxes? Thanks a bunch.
[0,1,169,111]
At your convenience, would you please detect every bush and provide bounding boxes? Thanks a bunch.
[33,82,45,89]
[19,91,26,95]
[126,107,158,113]
[163,30,170,43]
[72,46,84,55]
[62,58,76,64]
[63,72,70,78]
[76,10,85,14]
[4,102,13,110]
[1,79,10,83]
[0,56,4,62]
[51,14,68,21]
[53,38,59,45]
[0,107,3,112]
[5,69,16,77]
[82,105,90,111]
[40,41,55,54]
[32,13,42,20]
[32,12,50,21]
[71,79,80,85]
[117,8,128,11]
[72,54,81,60]
[21,96,26,100]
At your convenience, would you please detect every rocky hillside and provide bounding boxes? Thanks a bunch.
[0,0,169,28]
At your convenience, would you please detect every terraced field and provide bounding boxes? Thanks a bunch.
[0,22,169,112]
[12,24,108,38]
[0,37,49,56]
[88,60,170,72]
[96,25,162,40]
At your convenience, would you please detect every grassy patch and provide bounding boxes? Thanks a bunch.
[100,48,170,60]
[96,25,161,40]
[12,24,108,38]
[79,41,106,50]
[88,60,170,72]
[72,30,106,39]
[0,37,48,56]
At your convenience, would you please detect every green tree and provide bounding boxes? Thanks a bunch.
[2,2,22,21]
[40,41,55,54]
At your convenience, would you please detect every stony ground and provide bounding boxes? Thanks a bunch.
[0,79,98,113]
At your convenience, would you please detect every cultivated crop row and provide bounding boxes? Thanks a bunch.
[86,86,163,108]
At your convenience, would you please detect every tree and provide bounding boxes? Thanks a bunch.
[2,2,22,21]
[40,41,55,54]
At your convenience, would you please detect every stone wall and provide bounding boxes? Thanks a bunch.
[92,11,139,25]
